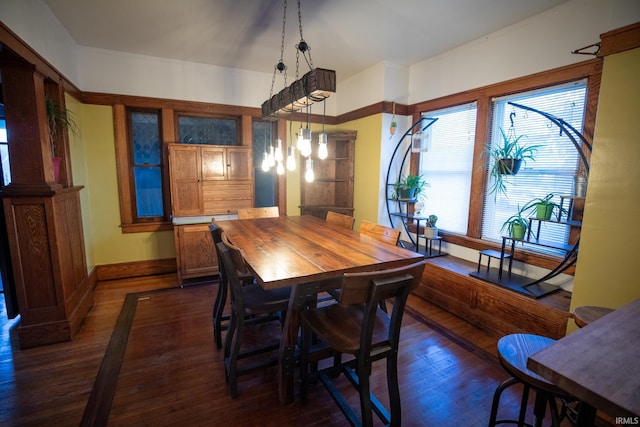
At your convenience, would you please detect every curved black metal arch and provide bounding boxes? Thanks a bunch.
[507,101,591,288]
[384,116,438,248]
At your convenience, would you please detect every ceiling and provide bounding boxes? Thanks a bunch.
[43,0,569,82]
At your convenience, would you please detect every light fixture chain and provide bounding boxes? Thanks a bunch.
[280,0,288,87]
[297,0,314,70]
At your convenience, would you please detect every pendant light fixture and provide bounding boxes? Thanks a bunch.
[262,0,333,176]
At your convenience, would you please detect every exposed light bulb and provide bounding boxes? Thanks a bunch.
[261,151,270,172]
[267,145,276,167]
[318,132,328,160]
[286,146,296,171]
[300,128,312,157]
[276,161,284,175]
[304,158,314,183]
[274,139,283,162]
[297,126,305,152]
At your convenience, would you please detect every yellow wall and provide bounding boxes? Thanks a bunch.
[339,115,384,229]
[76,104,175,267]
[570,48,640,317]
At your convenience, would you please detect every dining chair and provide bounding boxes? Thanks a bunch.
[359,220,401,246]
[328,220,401,312]
[209,223,255,349]
[237,206,279,219]
[325,211,355,230]
[299,260,426,427]
[216,237,291,398]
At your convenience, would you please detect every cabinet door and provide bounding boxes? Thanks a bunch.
[201,147,226,181]
[175,224,218,284]
[226,147,252,180]
[169,145,202,216]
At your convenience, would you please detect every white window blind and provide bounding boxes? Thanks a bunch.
[482,80,587,254]
[418,103,476,234]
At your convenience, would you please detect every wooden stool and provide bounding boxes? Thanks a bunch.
[572,306,614,328]
[489,334,573,427]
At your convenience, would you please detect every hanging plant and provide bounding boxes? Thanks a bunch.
[482,114,540,199]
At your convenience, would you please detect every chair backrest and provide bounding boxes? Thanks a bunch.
[237,206,279,219]
[325,211,355,230]
[339,260,426,352]
[220,232,251,275]
[359,220,400,246]
[209,223,225,278]
[216,240,245,309]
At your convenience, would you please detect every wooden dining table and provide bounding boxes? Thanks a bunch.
[527,297,640,426]
[214,215,425,404]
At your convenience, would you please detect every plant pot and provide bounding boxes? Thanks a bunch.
[423,227,438,238]
[535,203,553,220]
[510,223,526,240]
[497,158,522,175]
[397,188,416,200]
[574,175,588,198]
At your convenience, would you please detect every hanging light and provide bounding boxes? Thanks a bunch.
[261,150,270,172]
[287,146,297,171]
[317,99,328,160]
[275,138,284,162]
[304,158,314,182]
[287,120,297,171]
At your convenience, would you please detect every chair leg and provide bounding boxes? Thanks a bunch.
[488,377,519,427]
[226,314,244,398]
[386,353,401,426]
[213,277,228,349]
[518,384,530,427]
[357,359,374,427]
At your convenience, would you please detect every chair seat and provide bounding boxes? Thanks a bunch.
[242,284,290,314]
[302,303,390,354]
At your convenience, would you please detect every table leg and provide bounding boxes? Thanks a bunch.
[278,293,299,404]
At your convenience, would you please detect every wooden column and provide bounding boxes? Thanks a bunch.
[0,46,92,348]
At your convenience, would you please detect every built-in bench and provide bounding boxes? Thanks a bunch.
[413,255,572,339]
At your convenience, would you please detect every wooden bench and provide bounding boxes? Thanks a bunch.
[412,255,571,339]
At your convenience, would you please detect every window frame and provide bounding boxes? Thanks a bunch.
[410,59,601,271]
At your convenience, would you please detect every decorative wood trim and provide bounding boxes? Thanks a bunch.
[598,22,640,57]
[95,258,177,281]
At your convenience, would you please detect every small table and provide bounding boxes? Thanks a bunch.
[572,306,615,328]
[527,298,640,425]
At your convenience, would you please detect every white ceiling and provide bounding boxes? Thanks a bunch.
[43,0,569,82]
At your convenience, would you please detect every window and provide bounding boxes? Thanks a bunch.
[0,116,10,186]
[482,80,587,254]
[252,120,276,207]
[130,111,164,219]
[178,115,238,145]
[418,103,476,233]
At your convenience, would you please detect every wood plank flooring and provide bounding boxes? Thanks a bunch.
[0,274,595,426]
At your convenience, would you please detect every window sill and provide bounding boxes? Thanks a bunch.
[120,222,173,233]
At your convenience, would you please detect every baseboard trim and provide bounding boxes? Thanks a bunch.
[95,258,177,281]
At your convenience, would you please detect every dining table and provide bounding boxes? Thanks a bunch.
[527,297,640,426]
[214,215,425,404]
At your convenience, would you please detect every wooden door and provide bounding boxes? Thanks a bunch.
[226,147,252,180]
[201,147,226,181]
[169,145,202,216]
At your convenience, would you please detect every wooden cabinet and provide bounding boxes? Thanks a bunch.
[169,144,253,216]
[300,131,356,219]
[169,143,253,285]
[174,223,218,284]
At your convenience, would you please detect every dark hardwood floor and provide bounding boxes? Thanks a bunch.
[0,274,589,426]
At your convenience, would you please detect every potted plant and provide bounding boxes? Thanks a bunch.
[521,193,567,221]
[45,96,78,181]
[423,214,438,238]
[484,127,540,198]
[393,173,428,200]
[500,207,529,240]
[390,120,397,135]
